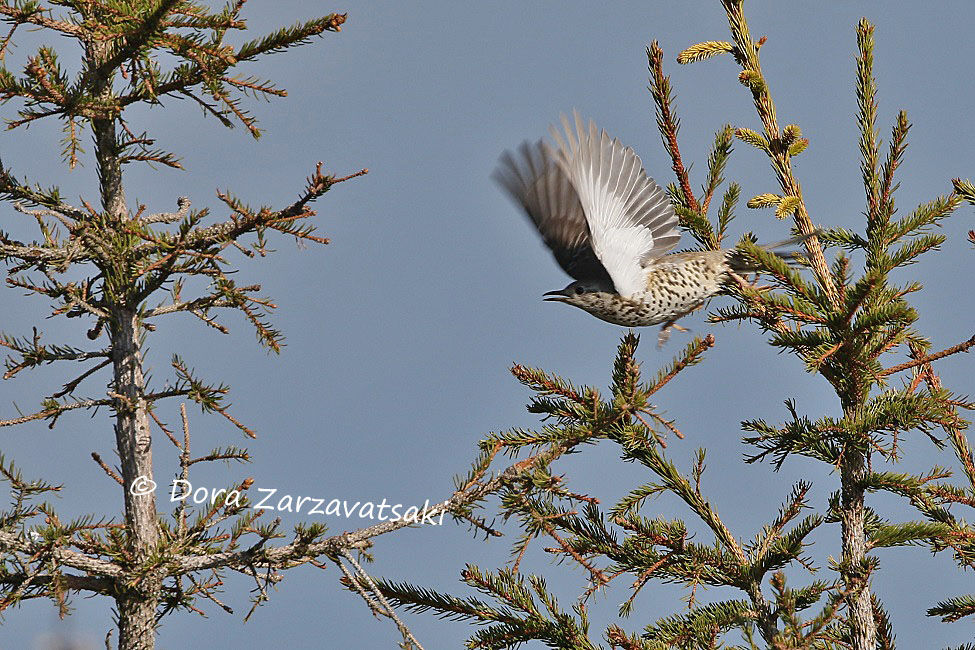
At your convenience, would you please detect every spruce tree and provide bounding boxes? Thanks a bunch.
[372,3,975,649]
[0,3,373,648]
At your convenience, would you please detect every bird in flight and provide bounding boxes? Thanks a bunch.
[494,111,806,344]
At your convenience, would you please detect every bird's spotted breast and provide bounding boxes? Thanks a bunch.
[580,256,729,327]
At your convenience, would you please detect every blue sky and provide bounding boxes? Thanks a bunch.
[3,1,975,648]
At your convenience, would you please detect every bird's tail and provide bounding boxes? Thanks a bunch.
[761,230,822,251]
[727,230,822,272]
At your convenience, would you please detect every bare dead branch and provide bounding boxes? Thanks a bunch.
[881,335,975,377]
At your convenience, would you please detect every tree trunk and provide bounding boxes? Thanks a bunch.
[840,446,876,649]
[111,308,161,649]
[86,37,160,648]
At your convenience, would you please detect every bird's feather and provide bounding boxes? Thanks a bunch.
[549,111,679,297]
[493,139,613,285]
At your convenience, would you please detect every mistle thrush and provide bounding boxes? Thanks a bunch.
[494,112,805,344]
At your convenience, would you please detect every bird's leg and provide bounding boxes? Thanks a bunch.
[657,320,690,348]
[657,300,709,348]
[728,270,770,292]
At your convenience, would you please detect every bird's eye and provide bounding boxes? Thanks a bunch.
[574,286,585,295]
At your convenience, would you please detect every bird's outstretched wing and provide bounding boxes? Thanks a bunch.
[493,140,613,285]
[549,111,679,297]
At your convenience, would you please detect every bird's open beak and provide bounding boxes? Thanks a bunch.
[542,289,569,302]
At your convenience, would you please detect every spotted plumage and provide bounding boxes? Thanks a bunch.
[494,112,803,342]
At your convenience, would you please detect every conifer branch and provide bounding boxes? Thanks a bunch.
[647,41,700,217]
[881,335,975,377]
[338,548,426,650]
[715,0,837,306]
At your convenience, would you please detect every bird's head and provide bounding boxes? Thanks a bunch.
[543,280,618,314]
